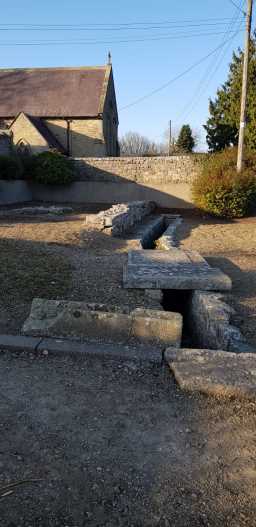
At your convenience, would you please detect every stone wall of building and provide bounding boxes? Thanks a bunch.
[11,113,49,154]
[45,118,106,157]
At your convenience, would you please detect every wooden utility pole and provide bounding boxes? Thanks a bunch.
[168,120,172,155]
[237,0,253,172]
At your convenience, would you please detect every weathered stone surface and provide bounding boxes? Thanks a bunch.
[190,290,248,352]
[156,216,182,249]
[23,298,182,347]
[144,289,163,302]
[123,249,232,291]
[85,201,155,236]
[131,308,182,347]
[0,206,73,217]
[23,299,133,341]
[165,348,256,400]
[75,155,204,184]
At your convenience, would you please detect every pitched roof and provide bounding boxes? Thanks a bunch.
[0,66,111,118]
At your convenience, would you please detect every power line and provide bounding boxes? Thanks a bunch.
[175,1,244,121]
[0,17,244,29]
[228,0,246,14]
[119,32,243,111]
[0,20,244,32]
[0,29,243,46]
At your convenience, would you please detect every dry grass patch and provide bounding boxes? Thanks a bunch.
[0,238,72,305]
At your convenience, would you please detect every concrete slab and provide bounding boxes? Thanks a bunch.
[123,249,232,291]
[165,348,256,400]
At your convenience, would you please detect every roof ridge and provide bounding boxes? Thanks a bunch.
[0,65,108,72]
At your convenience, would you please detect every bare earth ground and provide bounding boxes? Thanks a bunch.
[175,217,256,348]
[0,212,155,335]
[1,210,256,526]
[1,350,256,527]
[0,211,255,346]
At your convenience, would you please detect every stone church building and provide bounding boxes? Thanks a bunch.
[0,64,119,157]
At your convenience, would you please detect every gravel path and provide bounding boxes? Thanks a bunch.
[175,217,256,348]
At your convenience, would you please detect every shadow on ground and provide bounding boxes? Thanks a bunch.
[0,351,256,527]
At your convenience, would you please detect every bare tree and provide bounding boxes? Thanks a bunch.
[119,132,152,156]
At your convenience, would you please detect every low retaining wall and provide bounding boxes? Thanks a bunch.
[0,180,32,205]
[0,155,204,207]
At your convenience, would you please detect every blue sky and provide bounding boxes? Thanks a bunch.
[1,0,253,150]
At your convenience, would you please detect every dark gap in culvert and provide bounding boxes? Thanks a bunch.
[161,290,196,348]
[141,219,167,249]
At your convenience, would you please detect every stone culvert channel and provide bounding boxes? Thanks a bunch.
[138,214,253,353]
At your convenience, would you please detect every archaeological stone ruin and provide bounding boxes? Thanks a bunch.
[22,199,255,400]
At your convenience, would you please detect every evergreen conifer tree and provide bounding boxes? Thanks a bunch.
[204,34,256,152]
[176,125,195,153]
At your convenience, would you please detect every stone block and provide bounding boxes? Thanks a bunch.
[123,249,232,291]
[23,298,182,348]
[190,291,247,351]
[23,299,132,342]
[165,348,256,401]
[131,308,182,347]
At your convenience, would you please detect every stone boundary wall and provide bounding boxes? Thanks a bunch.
[74,155,205,183]
[0,155,206,207]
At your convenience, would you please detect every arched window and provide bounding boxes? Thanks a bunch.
[16,139,31,156]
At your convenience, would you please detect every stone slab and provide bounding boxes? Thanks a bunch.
[165,348,256,400]
[0,334,41,352]
[23,298,182,348]
[123,249,232,291]
[38,338,162,364]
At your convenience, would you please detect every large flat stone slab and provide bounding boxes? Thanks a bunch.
[165,348,256,400]
[23,298,182,348]
[123,249,232,291]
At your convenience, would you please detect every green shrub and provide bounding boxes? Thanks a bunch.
[0,155,23,180]
[26,151,74,185]
[192,148,256,218]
